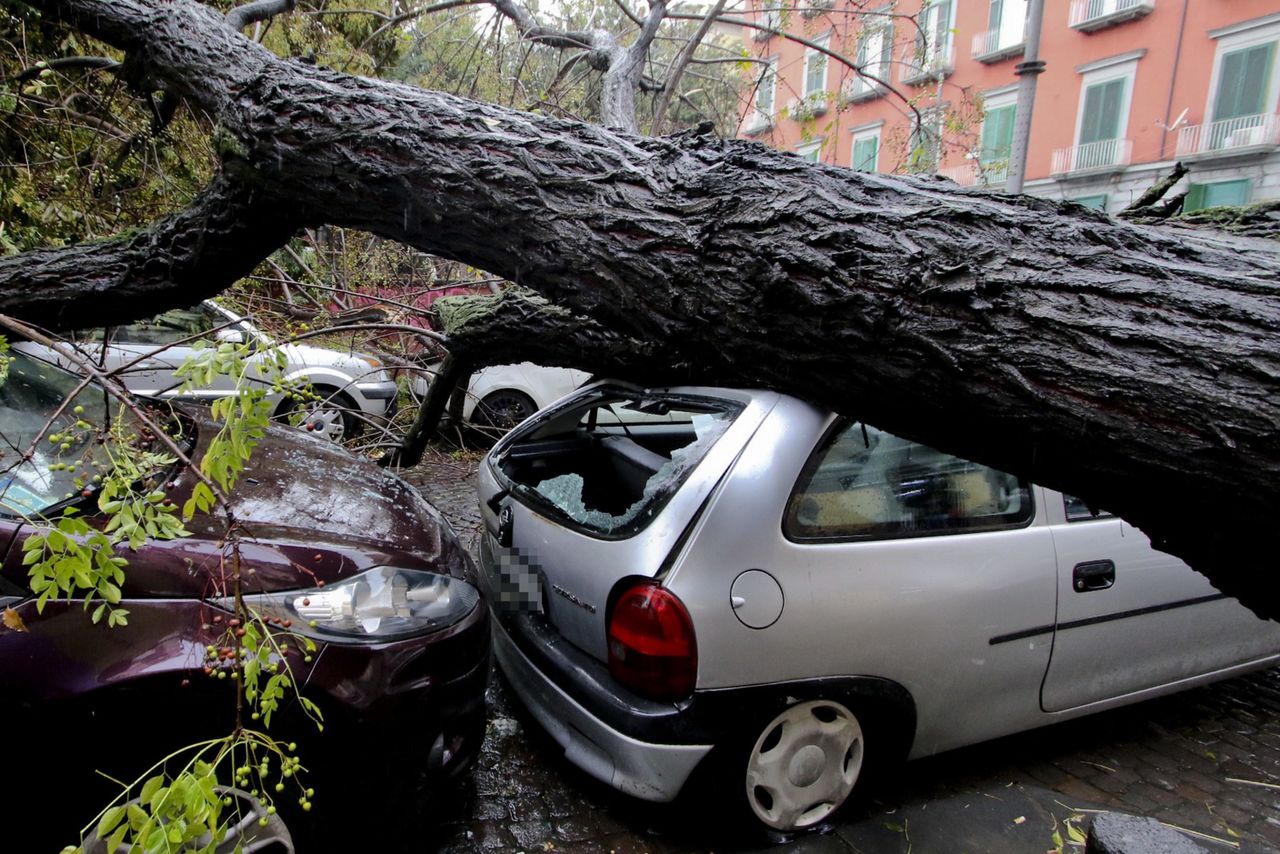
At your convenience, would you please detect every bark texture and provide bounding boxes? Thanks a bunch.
[6,0,1280,616]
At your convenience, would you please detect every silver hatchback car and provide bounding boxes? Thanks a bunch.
[477,383,1280,834]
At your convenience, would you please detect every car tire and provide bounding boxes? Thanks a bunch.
[694,696,886,842]
[276,386,362,442]
[473,389,537,431]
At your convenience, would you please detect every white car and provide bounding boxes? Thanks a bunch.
[412,362,590,429]
[15,301,397,442]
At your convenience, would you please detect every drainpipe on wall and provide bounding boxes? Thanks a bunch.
[1006,0,1046,195]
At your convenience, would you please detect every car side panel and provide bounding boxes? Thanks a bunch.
[666,402,1059,759]
[1041,505,1280,712]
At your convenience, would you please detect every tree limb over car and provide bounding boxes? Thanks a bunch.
[2,0,1279,617]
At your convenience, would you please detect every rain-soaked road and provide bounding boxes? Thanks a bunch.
[406,457,1280,854]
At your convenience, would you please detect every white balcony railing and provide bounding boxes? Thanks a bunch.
[740,108,773,134]
[939,161,1009,187]
[901,34,955,85]
[971,26,1025,62]
[788,93,829,120]
[1175,113,1280,158]
[843,65,890,102]
[1051,138,1133,175]
[1069,0,1154,32]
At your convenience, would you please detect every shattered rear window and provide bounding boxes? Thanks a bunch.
[495,390,741,539]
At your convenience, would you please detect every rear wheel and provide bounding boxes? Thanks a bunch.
[473,389,536,431]
[743,699,865,831]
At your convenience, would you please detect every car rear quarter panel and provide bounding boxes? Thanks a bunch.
[665,402,1060,759]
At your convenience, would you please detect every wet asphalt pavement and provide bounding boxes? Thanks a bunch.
[404,456,1280,854]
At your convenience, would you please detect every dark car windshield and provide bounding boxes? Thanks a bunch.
[0,349,151,517]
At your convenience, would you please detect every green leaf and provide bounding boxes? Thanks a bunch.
[105,823,128,854]
[140,774,165,805]
[96,805,126,839]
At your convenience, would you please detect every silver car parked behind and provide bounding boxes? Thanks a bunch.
[477,382,1280,835]
[16,300,397,442]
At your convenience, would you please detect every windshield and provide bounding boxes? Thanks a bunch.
[0,350,157,516]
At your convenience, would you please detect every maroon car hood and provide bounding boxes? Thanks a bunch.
[0,413,469,598]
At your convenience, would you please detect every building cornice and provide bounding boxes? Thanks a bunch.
[1210,13,1280,40]
[1075,49,1147,75]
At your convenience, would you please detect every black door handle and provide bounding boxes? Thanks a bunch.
[1073,560,1115,592]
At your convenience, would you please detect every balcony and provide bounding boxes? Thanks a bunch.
[1175,114,1280,160]
[842,73,888,104]
[939,161,1009,187]
[787,93,828,121]
[1069,0,1154,33]
[740,108,773,135]
[971,27,1025,63]
[1051,138,1133,176]
[901,35,955,86]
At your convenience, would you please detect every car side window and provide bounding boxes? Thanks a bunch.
[1063,494,1114,522]
[784,421,1034,542]
[114,306,213,346]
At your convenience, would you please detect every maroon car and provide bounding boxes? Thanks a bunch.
[0,348,488,851]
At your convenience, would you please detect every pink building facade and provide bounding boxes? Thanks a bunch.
[739,1,1280,212]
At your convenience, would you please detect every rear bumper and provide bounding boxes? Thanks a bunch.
[493,616,712,802]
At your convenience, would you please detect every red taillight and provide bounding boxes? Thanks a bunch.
[607,581,697,701]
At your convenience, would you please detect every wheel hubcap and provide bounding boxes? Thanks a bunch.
[745,700,864,831]
[301,406,346,442]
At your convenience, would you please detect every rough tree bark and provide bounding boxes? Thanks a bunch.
[3,0,1279,617]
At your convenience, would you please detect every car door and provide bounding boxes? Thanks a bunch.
[1040,492,1280,712]
[107,304,236,399]
[673,413,1061,758]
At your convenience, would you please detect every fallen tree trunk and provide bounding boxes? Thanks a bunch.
[4,0,1280,616]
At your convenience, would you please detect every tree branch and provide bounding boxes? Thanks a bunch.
[649,0,726,134]
[225,0,297,31]
[11,56,120,83]
[0,175,302,330]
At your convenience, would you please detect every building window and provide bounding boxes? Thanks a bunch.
[1213,42,1277,123]
[1177,19,1280,156]
[804,36,830,99]
[905,0,955,82]
[1185,179,1252,211]
[1073,193,1108,210]
[848,11,892,99]
[1057,56,1138,173]
[909,109,942,173]
[1080,77,1126,146]
[796,140,823,162]
[988,0,1027,46]
[753,3,781,40]
[852,127,880,171]
[978,91,1017,183]
[975,0,1027,59]
[745,57,777,132]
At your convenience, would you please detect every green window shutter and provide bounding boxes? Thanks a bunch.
[1213,43,1276,122]
[988,0,1003,31]
[1073,194,1108,210]
[1186,179,1252,211]
[1183,183,1206,211]
[853,136,878,171]
[981,104,1016,163]
[1079,77,1125,144]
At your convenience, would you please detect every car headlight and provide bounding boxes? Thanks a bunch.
[235,567,480,642]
